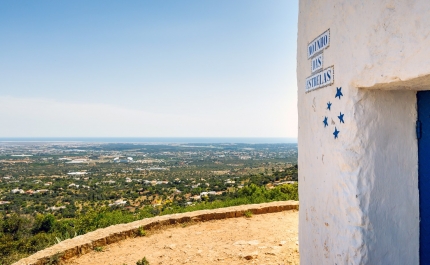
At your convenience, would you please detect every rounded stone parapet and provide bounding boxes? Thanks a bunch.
[13,201,299,265]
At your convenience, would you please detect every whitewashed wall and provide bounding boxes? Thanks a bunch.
[297,1,429,264]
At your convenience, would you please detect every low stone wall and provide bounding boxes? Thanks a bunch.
[13,201,299,265]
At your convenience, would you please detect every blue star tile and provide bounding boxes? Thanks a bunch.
[327,102,332,111]
[338,112,344,123]
[333,127,340,139]
[323,116,328,127]
[335,87,343,99]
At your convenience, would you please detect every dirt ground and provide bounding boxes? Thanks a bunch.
[66,210,299,265]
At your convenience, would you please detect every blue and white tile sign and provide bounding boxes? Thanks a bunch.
[307,29,330,59]
[311,53,323,73]
[306,66,333,92]
[306,29,334,93]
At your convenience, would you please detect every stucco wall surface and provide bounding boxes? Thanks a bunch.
[297,1,422,264]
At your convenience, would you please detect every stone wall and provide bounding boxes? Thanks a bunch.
[13,201,298,265]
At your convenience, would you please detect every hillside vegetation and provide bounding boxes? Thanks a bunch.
[1,182,297,264]
[0,142,297,264]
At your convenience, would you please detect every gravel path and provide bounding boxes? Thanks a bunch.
[65,210,299,265]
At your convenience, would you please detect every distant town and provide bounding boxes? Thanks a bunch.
[0,142,297,215]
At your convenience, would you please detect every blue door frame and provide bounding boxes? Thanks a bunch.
[418,91,430,263]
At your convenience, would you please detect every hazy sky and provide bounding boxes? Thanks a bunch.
[0,1,298,138]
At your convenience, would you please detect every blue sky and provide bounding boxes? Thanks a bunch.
[0,1,298,138]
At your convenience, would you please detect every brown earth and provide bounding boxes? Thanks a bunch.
[65,210,299,265]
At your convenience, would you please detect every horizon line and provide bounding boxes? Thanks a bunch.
[0,137,298,144]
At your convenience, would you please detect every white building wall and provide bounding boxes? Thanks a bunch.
[297,1,427,264]
[356,89,418,264]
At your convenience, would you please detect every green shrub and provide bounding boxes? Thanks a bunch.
[94,246,104,252]
[136,257,150,265]
[47,252,63,265]
[22,232,52,253]
[137,226,146,237]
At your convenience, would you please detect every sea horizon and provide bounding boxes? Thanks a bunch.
[0,137,297,144]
